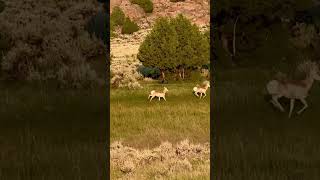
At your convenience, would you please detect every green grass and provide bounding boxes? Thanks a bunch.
[110,82,210,148]
[0,81,107,179]
[110,81,210,179]
[213,68,320,179]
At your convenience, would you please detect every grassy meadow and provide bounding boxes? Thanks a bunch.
[214,68,320,180]
[110,81,210,147]
[0,81,107,179]
[110,81,210,179]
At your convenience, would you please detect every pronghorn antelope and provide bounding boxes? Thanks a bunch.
[193,81,210,98]
[148,87,169,101]
[266,61,320,118]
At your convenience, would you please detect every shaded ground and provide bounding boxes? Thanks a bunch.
[0,80,107,179]
[214,68,320,180]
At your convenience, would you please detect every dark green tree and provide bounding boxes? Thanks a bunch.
[137,17,178,82]
[171,14,209,79]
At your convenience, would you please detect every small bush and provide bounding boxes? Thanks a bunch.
[110,55,143,89]
[110,19,117,38]
[138,66,160,79]
[130,0,153,13]
[111,6,125,26]
[121,17,139,34]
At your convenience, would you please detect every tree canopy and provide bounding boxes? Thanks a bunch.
[138,15,209,80]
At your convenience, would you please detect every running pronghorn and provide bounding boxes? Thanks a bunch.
[193,81,210,98]
[266,61,320,118]
[148,87,169,101]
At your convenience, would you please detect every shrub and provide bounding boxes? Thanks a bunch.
[110,19,117,38]
[130,0,153,13]
[138,66,160,79]
[110,55,143,89]
[0,0,105,88]
[121,17,139,34]
[111,6,125,26]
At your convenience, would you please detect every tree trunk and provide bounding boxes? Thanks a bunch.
[161,70,165,82]
[221,33,236,67]
[233,16,239,57]
[221,34,230,56]
[182,67,185,80]
[178,68,182,79]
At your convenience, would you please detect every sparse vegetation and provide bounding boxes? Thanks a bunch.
[111,140,209,179]
[131,0,153,13]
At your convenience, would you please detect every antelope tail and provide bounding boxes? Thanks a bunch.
[193,87,198,92]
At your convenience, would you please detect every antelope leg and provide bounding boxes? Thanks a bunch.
[150,96,154,102]
[203,92,206,98]
[163,96,166,101]
[158,97,161,101]
[297,98,308,114]
[289,99,295,118]
[194,92,199,97]
[272,95,284,112]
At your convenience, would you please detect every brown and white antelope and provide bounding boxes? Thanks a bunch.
[266,61,320,118]
[193,81,210,98]
[148,87,169,101]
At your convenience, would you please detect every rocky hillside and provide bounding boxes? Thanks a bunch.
[110,0,209,67]
[110,0,209,29]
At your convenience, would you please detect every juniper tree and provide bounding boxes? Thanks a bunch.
[137,17,178,82]
[171,14,209,79]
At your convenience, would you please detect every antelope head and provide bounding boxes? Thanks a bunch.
[203,81,210,88]
[163,87,169,93]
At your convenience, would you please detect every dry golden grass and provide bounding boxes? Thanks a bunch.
[110,140,210,179]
